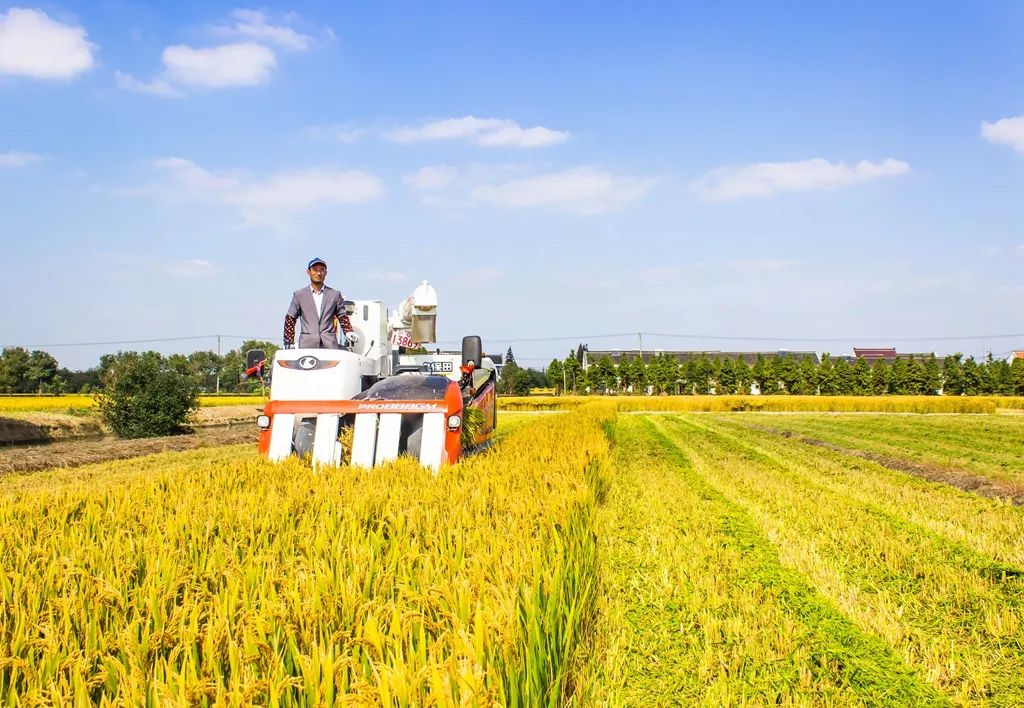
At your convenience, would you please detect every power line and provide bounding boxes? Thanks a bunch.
[0,335,220,348]
[3,330,1023,350]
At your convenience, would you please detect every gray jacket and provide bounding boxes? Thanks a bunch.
[285,286,350,349]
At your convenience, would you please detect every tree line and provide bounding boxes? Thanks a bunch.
[545,351,1024,396]
[0,340,278,395]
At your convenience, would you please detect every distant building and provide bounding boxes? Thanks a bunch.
[852,347,897,361]
[851,347,933,364]
[1011,351,1024,362]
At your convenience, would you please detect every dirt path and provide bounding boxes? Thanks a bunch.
[0,425,254,476]
[754,426,1024,506]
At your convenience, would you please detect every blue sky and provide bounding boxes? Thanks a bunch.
[2,1,1023,370]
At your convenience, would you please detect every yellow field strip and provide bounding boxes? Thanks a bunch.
[0,395,266,413]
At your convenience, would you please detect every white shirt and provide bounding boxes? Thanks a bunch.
[310,285,324,319]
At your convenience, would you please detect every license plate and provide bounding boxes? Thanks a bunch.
[426,361,453,373]
[391,331,415,347]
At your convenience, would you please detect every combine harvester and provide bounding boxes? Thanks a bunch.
[249,281,497,471]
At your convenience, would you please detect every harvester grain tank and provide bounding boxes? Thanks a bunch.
[252,281,497,470]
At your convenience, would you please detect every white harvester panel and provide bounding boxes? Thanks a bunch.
[271,349,365,401]
[374,414,402,466]
[418,412,446,472]
[312,414,342,468]
[268,413,296,462]
[349,300,390,376]
[351,414,378,468]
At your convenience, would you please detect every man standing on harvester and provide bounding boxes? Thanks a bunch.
[283,257,357,349]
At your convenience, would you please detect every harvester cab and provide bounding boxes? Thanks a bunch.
[256,281,497,471]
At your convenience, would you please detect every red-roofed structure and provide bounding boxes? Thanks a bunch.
[1013,351,1024,360]
[853,347,897,361]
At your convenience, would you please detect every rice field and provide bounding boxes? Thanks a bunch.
[2,403,1023,704]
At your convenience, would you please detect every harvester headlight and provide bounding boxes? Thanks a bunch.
[257,414,271,429]
[447,414,461,430]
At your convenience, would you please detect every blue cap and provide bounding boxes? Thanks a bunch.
[307,257,327,269]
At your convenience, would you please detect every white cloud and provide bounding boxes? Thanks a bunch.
[114,70,181,97]
[0,150,44,167]
[211,9,313,51]
[470,166,655,214]
[162,42,275,88]
[385,115,569,148]
[691,158,911,201]
[403,165,458,190]
[118,42,276,96]
[0,8,96,79]
[981,116,1024,153]
[164,259,220,278]
[149,158,384,227]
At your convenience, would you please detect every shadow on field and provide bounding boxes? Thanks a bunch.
[0,417,51,445]
[0,425,255,476]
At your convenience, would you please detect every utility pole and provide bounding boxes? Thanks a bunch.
[638,332,643,358]
[216,335,221,394]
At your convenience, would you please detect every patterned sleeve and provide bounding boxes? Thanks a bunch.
[337,293,353,334]
[284,316,296,346]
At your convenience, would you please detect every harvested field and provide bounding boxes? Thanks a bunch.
[500,394,999,413]
[0,404,261,445]
[0,426,254,476]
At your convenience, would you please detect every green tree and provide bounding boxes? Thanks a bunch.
[0,347,31,393]
[97,351,200,438]
[563,353,582,394]
[817,354,838,395]
[852,357,872,396]
[25,350,59,393]
[546,358,564,393]
[888,358,910,394]
[961,357,982,395]
[188,350,225,393]
[982,354,1008,395]
[497,360,531,396]
[1011,357,1024,395]
[775,356,801,394]
[690,355,712,395]
[870,359,889,395]
[629,355,648,394]
[794,357,818,395]
[733,358,753,394]
[834,357,854,395]
[905,358,926,395]
[648,354,678,394]
[752,354,776,394]
[717,357,737,395]
[942,354,964,395]
[593,355,618,393]
[922,354,942,395]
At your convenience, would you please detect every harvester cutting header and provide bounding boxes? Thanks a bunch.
[251,278,497,471]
